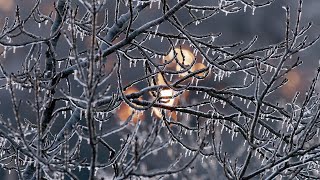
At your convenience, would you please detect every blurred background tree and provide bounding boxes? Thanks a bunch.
[0,0,320,179]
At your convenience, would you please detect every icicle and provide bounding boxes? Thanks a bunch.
[99,121,102,130]
[154,25,159,37]
[247,101,251,108]
[194,49,198,56]
[94,168,98,176]
[243,72,248,85]
[258,125,262,134]
[222,101,226,108]
[265,130,269,137]
[244,5,247,12]
[202,10,205,16]
[252,6,256,15]
[3,46,7,58]
[80,31,85,41]
[174,39,179,46]
[160,36,164,42]
[68,24,72,31]
[221,121,225,133]
[220,70,225,81]
[168,111,172,122]
[149,1,153,8]
[227,71,231,77]
[38,23,41,28]
[211,50,216,57]
[265,64,269,72]
[170,74,173,81]
[158,0,161,9]
[205,93,209,99]
[261,156,266,165]
[212,97,216,103]
[133,60,137,67]
[13,46,16,53]
[205,49,210,58]
[283,143,287,152]
[231,130,235,141]
[281,119,286,128]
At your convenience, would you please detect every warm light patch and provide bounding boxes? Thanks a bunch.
[157,73,166,85]
[163,48,195,76]
[152,108,162,119]
[0,0,14,12]
[191,63,208,78]
[152,108,177,121]
[174,48,195,76]
[174,48,194,66]
[163,49,175,67]
[159,89,174,105]
[117,87,144,123]
[153,88,176,119]
[281,70,301,98]
[124,86,139,95]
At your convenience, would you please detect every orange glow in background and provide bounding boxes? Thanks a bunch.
[117,46,207,122]
[117,87,145,123]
